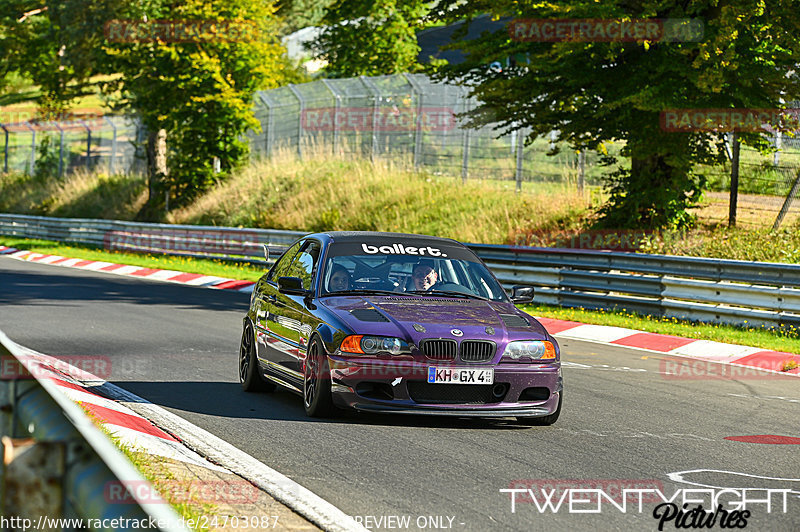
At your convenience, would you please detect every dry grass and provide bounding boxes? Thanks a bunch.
[168,145,590,244]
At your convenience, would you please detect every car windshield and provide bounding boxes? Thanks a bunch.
[319,240,508,301]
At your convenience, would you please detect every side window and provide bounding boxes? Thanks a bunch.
[285,241,321,290]
[266,241,302,283]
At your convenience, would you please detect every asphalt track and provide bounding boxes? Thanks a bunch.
[2,256,800,532]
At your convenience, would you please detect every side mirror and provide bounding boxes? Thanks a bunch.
[510,285,534,304]
[278,276,309,296]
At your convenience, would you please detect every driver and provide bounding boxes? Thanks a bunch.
[411,260,439,291]
[328,265,351,292]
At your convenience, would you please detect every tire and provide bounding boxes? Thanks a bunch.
[239,321,275,393]
[303,336,334,418]
[517,392,561,426]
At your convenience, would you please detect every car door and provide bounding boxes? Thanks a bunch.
[266,239,321,380]
[256,241,301,379]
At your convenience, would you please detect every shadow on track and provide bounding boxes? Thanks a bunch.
[0,265,250,312]
[101,380,537,431]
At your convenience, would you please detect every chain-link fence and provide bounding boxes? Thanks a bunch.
[701,133,800,228]
[0,116,144,177]
[249,73,607,190]
[250,73,800,229]
[2,73,798,230]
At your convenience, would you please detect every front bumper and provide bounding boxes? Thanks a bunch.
[328,355,562,417]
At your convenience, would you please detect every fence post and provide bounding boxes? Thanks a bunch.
[728,132,740,227]
[2,125,8,173]
[772,168,800,230]
[288,84,304,158]
[360,76,381,161]
[78,120,92,172]
[258,93,274,158]
[578,148,586,193]
[25,124,36,175]
[515,128,525,192]
[104,116,117,174]
[320,79,341,153]
[773,131,782,167]
[460,87,470,183]
[403,74,424,168]
[56,123,65,178]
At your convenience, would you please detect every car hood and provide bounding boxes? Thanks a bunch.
[319,294,549,344]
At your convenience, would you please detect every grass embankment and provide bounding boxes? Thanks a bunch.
[0,148,589,245]
[2,148,800,260]
[3,235,798,355]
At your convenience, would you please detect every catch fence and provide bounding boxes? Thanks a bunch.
[2,75,800,228]
[0,115,144,177]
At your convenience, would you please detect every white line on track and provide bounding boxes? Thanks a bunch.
[98,382,368,532]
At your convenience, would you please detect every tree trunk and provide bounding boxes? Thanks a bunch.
[137,128,167,221]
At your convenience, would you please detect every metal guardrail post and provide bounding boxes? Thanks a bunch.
[288,84,304,158]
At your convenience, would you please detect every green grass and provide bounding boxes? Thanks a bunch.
[0,237,267,282]
[522,303,800,355]
[86,411,211,532]
[3,235,797,354]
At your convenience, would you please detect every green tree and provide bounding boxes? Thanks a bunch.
[0,0,122,117]
[102,0,294,217]
[431,1,800,229]
[310,0,428,77]
[277,0,333,34]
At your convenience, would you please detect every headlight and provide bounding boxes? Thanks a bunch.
[502,340,557,362]
[340,335,410,356]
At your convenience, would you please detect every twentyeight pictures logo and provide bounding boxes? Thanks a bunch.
[502,481,792,530]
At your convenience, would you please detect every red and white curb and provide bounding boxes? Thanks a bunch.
[9,343,366,532]
[537,317,800,377]
[0,246,256,293]
[10,346,227,471]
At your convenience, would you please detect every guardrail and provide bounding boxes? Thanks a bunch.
[2,213,799,328]
[0,330,190,531]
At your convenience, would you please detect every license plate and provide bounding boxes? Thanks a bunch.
[427,367,494,385]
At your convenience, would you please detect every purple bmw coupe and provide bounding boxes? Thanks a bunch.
[239,231,562,424]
